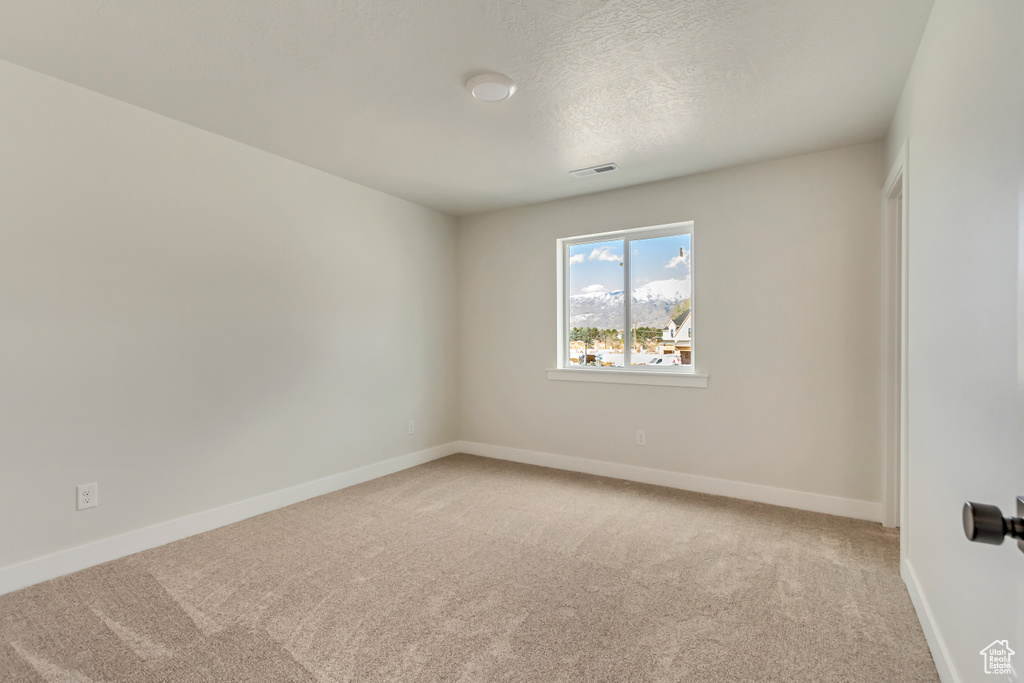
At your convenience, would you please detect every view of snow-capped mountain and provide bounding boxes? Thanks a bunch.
[631,278,691,303]
[569,277,691,329]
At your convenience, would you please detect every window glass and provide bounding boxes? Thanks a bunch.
[567,239,625,367]
[629,234,692,366]
[560,222,693,372]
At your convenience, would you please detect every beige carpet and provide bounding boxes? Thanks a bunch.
[1,454,937,682]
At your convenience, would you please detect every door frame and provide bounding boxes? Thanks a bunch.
[882,142,909,564]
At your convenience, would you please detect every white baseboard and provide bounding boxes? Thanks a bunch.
[1,440,885,597]
[902,559,960,683]
[454,441,883,523]
[0,442,459,596]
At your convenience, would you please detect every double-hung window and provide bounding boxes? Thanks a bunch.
[551,221,707,387]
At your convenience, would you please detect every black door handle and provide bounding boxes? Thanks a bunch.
[963,499,1024,546]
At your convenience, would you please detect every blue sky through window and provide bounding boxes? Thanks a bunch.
[568,240,623,296]
[631,234,691,291]
[568,234,690,296]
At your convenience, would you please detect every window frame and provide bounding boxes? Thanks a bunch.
[555,221,703,385]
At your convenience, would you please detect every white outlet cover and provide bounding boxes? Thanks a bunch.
[77,483,98,510]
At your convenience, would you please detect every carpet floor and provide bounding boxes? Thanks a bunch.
[0,454,938,682]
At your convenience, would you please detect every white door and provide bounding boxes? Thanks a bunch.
[887,5,1023,681]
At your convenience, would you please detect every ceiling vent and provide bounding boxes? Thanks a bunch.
[570,163,619,178]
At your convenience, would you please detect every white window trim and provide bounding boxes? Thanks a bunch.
[553,220,707,388]
[546,368,708,388]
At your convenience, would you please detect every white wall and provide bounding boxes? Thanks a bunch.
[457,142,885,508]
[0,59,458,569]
[885,2,1023,681]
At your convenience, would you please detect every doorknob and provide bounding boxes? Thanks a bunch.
[963,498,1024,551]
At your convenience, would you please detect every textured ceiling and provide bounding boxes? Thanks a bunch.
[0,0,934,216]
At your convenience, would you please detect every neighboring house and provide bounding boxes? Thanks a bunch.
[659,309,692,364]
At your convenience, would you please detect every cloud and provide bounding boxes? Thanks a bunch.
[589,247,622,263]
[665,252,691,269]
[569,254,585,265]
[581,284,605,294]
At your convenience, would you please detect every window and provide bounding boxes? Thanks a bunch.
[550,222,707,387]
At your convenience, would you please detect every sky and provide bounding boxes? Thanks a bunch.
[568,234,691,295]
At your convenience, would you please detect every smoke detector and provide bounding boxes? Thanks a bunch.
[570,163,619,178]
[466,74,517,102]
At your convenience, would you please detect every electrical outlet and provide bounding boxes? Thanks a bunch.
[408,420,415,435]
[77,483,98,510]
[636,430,646,446]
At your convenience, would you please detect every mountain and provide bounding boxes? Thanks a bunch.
[632,278,691,303]
[569,277,690,329]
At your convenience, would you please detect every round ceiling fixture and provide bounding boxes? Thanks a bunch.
[466,73,517,102]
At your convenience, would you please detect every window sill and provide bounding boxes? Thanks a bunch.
[546,368,709,388]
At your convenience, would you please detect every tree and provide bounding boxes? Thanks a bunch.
[582,327,599,360]
[570,327,600,363]
[631,327,663,353]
